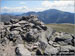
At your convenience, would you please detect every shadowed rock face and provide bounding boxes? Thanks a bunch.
[0,15,75,56]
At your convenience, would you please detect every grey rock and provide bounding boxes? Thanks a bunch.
[16,44,31,56]
[11,30,19,35]
[54,34,73,45]
[4,21,11,25]
[60,45,75,52]
[23,32,38,42]
[36,49,42,55]
[15,35,23,44]
[20,16,30,21]
[44,45,59,55]
[12,27,23,31]
[39,31,48,44]
[10,19,19,24]
[58,41,68,46]
[74,39,75,46]
[0,42,16,56]
[8,33,15,41]
[18,20,27,24]
[45,27,53,41]
[40,25,47,31]
[61,34,72,40]
[12,23,21,27]
[52,42,60,47]
[49,40,53,45]
[38,41,47,51]
[29,23,34,27]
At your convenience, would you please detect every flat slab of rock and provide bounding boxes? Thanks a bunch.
[16,44,31,56]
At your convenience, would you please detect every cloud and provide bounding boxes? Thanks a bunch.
[41,1,74,12]
[1,1,74,13]
[29,8,46,12]
[20,2,26,5]
[1,6,29,13]
[1,6,45,13]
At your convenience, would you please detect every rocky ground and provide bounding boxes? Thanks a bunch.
[0,15,75,56]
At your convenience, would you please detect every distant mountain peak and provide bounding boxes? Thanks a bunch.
[1,9,74,24]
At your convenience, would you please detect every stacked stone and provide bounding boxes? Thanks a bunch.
[2,15,47,43]
[0,15,75,56]
[0,15,48,56]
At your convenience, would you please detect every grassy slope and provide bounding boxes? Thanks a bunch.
[46,24,75,34]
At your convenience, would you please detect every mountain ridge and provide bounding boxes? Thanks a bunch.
[1,9,75,24]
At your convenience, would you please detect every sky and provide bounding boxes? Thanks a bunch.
[1,0,75,13]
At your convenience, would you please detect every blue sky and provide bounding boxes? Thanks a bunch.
[1,1,42,8]
[1,0,74,13]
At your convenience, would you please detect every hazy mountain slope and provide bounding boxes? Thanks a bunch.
[1,15,22,22]
[1,9,74,24]
[19,9,75,24]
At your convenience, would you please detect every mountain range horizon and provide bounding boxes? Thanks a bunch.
[1,9,75,15]
[1,9,75,24]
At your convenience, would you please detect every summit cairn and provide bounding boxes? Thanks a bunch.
[0,15,75,56]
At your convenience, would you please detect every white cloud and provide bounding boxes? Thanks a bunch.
[1,6,30,13]
[1,6,45,13]
[1,1,74,13]
[29,8,46,12]
[42,1,74,12]
[20,2,26,5]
